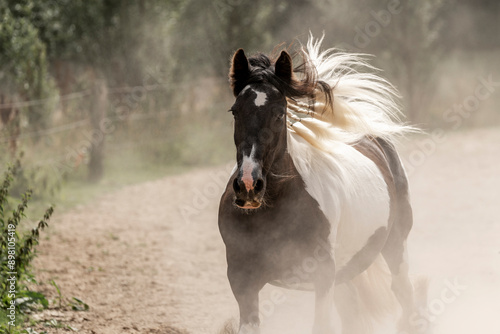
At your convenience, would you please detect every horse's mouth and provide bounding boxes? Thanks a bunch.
[234,199,261,209]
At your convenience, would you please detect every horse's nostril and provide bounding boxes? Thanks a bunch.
[254,179,264,193]
[234,198,246,207]
[233,178,241,193]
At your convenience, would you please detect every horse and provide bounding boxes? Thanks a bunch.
[218,35,416,334]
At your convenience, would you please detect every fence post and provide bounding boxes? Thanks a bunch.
[88,80,107,182]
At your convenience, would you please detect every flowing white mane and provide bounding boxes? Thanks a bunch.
[287,35,414,149]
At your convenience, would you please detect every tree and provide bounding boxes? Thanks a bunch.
[333,0,452,121]
[0,0,57,133]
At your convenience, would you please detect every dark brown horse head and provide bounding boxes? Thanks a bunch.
[229,49,292,209]
[227,48,332,210]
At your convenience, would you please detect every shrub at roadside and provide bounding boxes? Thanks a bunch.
[0,160,54,333]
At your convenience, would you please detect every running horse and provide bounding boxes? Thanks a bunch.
[218,36,416,334]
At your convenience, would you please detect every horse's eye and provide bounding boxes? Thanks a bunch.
[276,113,285,120]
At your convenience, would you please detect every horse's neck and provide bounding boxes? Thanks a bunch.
[265,148,301,196]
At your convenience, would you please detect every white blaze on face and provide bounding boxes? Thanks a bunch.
[241,144,257,191]
[254,90,267,107]
[239,85,267,107]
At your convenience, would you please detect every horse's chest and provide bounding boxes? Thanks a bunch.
[220,188,331,273]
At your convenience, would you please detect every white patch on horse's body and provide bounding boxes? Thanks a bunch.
[241,144,257,191]
[287,128,390,269]
[254,90,267,106]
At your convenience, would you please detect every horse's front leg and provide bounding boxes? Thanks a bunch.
[313,257,338,334]
[228,265,264,334]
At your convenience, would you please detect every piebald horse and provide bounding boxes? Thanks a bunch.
[218,36,416,334]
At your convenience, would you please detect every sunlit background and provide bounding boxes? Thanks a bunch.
[0,1,499,333]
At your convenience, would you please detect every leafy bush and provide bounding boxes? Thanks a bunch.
[0,160,54,333]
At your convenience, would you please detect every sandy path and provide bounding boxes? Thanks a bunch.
[33,127,500,333]
[34,165,237,333]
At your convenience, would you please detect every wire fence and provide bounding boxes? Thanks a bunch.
[0,83,171,142]
[0,84,168,110]
[0,82,177,179]
[0,76,234,181]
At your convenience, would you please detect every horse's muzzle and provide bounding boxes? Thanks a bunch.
[233,171,266,210]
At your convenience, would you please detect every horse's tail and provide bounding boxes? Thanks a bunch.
[334,254,398,334]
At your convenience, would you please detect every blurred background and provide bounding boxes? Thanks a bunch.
[0,0,499,209]
[1,1,500,333]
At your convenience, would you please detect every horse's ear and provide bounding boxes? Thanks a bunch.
[230,49,250,96]
[275,50,293,83]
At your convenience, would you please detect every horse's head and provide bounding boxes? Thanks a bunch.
[228,49,294,210]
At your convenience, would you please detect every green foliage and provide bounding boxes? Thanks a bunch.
[0,153,61,215]
[48,280,61,309]
[9,167,60,205]
[0,160,54,330]
[0,0,58,131]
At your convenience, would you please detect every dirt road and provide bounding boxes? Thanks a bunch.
[33,127,500,333]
